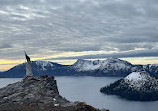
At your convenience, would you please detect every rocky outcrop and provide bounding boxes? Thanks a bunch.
[74,102,109,111]
[0,75,70,108]
[0,75,109,111]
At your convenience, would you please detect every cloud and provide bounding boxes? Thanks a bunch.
[0,44,12,49]
[0,0,158,61]
[49,48,158,60]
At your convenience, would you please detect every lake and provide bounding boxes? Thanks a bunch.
[0,77,158,111]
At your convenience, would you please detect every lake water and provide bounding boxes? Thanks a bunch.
[0,77,158,111]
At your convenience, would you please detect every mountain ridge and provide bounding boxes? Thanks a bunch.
[0,58,158,78]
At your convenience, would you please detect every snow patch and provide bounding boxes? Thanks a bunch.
[125,72,147,81]
[34,61,54,70]
[54,104,59,106]
[53,98,56,101]
[124,71,157,90]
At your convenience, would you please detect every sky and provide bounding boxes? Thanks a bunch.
[0,0,158,71]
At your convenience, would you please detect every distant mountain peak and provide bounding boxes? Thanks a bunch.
[1,58,158,78]
[34,60,54,66]
[73,58,132,72]
[106,57,131,63]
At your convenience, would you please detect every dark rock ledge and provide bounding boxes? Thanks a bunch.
[0,75,109,111]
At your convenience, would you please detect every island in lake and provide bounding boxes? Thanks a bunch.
[100,71,158,101]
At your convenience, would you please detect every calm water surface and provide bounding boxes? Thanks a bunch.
[0,77,158,111]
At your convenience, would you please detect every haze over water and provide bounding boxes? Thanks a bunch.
[1,77,158,111]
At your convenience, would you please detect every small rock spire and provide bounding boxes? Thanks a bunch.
[25,52,33,78]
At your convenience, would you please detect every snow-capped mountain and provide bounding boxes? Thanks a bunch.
[100,71,158,101]
[33,61,55,70]
[1,58,158,78]
[73,58,132,71]
[0,61,67,78]
[73,59,101,71]
[72,58,134,76]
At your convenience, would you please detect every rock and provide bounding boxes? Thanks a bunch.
[101,109,110,111]
[75,102,100,111]
[0,75,70,108]
[0,75,109,111]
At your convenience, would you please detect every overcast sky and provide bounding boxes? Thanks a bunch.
[0,0,158,70]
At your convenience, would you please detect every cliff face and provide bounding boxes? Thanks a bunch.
[0,75,69,108]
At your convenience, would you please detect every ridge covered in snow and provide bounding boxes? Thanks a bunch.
[34,60,55,70]
[73,58,132,71]
[1,58,158,78]
[15,60,62,70]
[35,60,54,67]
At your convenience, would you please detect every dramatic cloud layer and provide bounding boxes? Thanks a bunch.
[0,0,158,70]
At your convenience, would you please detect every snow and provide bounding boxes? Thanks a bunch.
[125,72,146,81]
[73,58,131,71]
[3,97,8,99]
[124,71,158,90]
[54,104,59,106]
[34,61,54,70]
